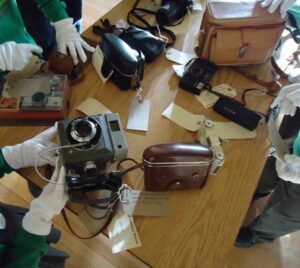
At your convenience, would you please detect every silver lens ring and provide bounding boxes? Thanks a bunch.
[70,119,97,143]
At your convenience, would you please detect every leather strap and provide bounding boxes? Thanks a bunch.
[232,66,281,93]
[61,200,119,240]
[127,6,176,47]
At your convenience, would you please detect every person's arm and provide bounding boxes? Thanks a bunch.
[0,149,14,178]
[5,229,48,268]
[36,0,69,22]
[35,0,95,65]
[272,84,300,184]
[5,162,68,267]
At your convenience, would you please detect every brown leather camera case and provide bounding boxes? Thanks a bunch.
[143,143,213,191]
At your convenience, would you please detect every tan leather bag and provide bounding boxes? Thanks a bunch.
[196,1,286,66]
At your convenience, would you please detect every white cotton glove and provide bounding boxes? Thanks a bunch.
[276,154,300,184]
[2,127,57,169]
[270,83,300,116]
[22,160,69,235]
[260,0,296,18]
[0,42,43,72]
[52,18,95,65]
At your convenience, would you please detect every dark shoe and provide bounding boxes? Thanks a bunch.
[234,226,260,247]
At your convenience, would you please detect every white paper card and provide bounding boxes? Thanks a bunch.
[162,103,204,131]
[76,97,111,116]
[166,48,195,65]
[127,98,150,131]
[212,84,237,98]
[206,121,257,140]
[92,46,113,83]
[193,2,203,11]
[122,190,171,217]
[108,210,142,253]
[195,90,219,108]
[172,64,185,77]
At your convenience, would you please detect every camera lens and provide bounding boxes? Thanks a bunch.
[75,121,92,137]
[70,119,97,143]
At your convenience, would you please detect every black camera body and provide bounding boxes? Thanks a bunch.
[99,33,145,90]
[156,0,193,26]
[57,113,128,192]
[179,58,217,95]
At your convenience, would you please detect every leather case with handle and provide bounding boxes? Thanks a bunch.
[143,143,213,191]
[196,1,285,66]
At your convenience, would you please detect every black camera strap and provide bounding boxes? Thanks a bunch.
[127,6,176,47]
[61,199,119,240]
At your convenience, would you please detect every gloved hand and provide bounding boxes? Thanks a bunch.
[2,127,57,169]
[270,83,300,116]
[276,154,300,184]
[0,42,43,71]
[22,160,68,235]
[260,0,296,18]
[52,18,95,65]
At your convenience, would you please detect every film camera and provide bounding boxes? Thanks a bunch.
[57,113,128,192]
[196,119,225,175]
[179,58,217,95]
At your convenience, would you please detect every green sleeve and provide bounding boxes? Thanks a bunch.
[36,0,69,22]
[0,149,14,178]
[5,229,48,268]
[293,130,300,157]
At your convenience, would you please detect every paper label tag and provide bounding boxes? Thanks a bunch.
[126,98,150,131]
[122,190,171,217]
[166,48,195,65]
[205,121,257,140]
[76,97,111,115]
[107,209,142,253]
[162,102,204,131]
[92,46,114,83]
[211,84,237,98]
[195,90,219,108]
[172,64,185,78]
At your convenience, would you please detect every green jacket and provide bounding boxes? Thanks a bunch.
[0,0,69,83]
[0,150,49,268]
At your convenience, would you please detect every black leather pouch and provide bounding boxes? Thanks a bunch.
[120,26,165,63]
[99,33,145,90]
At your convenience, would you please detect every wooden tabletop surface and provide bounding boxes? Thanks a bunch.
[0,0,276,267]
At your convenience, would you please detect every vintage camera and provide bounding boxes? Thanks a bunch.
[57,113,128,192]
[20,92,63,110]
[179,58,217,95]
[196,119,225,175]
[156,0,193,26]
[19,75,65,111]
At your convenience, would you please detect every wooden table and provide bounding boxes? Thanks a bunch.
[0,0,275,267]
